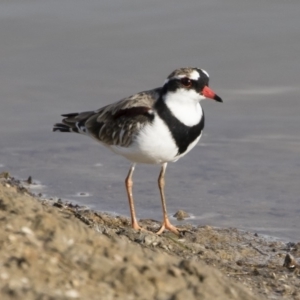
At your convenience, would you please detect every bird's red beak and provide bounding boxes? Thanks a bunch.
[201,86,223,102]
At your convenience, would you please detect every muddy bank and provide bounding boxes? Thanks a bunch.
[0,175,299,300]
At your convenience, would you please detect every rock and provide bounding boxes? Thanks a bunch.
[25,176,32,184]
[283,253,298,269]
[0,171,10,179]
[173,210,190,220]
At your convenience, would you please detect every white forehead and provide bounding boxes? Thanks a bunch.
[189,70,201,80]
[175,70,200,80]
[176,69,209,80]
[164,68,209,85]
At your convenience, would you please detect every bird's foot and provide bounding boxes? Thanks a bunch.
[132,220,144,231]
[131,220,154,234]
[156,218,182,236]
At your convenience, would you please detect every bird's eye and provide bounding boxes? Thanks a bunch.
[180,78,192,88]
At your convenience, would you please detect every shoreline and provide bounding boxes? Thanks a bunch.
[0,173,299,299]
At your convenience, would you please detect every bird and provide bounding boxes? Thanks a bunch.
[53,67,222,235]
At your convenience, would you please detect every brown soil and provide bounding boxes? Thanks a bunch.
[0,174,299,300]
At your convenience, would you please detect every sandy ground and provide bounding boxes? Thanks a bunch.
[0,173,299,300]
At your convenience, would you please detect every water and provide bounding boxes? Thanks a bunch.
[1,0,299,241]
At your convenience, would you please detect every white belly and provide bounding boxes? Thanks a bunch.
[109,117,201,164]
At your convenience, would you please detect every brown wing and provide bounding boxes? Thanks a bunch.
[53,88,161,147]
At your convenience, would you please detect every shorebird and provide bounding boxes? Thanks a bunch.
[53,67,222,235]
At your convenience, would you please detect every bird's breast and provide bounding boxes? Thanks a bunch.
[132,116,179,163]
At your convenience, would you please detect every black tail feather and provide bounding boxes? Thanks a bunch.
[61,112,79,118]
[54,111,93,133]
[53,123,76,132]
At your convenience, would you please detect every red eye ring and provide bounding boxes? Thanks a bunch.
[180,77,192,88]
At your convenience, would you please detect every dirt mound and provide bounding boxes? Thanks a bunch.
[0,176,299,299]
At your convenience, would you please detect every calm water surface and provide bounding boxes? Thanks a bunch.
[0,0,299,240]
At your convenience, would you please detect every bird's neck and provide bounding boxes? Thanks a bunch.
[154,91,205,155]
[159,90,203,127]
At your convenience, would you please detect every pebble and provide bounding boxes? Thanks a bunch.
[144,234,160,246]
[65,289,80,298]
[283,253,298,269]
[21,226,34,236]
[173,210,190,220]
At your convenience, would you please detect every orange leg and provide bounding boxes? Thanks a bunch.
[156,163,180,235]
[125,163,142,231]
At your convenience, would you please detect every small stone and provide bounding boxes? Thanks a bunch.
[21,227,34,236]
[252,268,260,276]
[283,253,298,269]
[26,176,32,184]
[160,244,169,251]
[270,272,276,279]
[168,267,181,277]
[203,225,212,230]
[8,234,17,242]
[173,210,190,220]
[113,254,123,262]
[0,272,9,280]
[236,260,244,266]
[21,277,29,284]
[0,171,10,179]
[144,234,160,246]
[65,289,79,298]
[6,224,13,230]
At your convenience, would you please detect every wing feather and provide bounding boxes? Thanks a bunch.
[53,88,161,147]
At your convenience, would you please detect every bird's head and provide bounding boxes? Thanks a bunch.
[162,67,223,103]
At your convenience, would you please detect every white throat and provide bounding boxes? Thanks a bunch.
[163,89,203,127]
